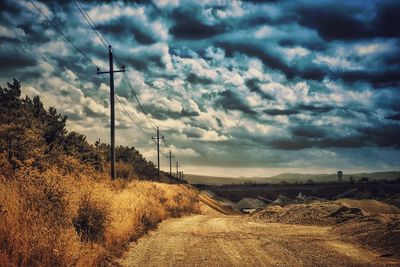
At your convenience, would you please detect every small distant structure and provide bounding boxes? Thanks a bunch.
[337,170,343,182]
[360,177,369,182]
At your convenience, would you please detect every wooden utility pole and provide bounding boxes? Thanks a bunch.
[97,45,125,180]
[166,150,174,183]
[152,127,164,181]
[176,161,179,179]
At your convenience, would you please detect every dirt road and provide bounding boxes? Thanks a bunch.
[120,214,399,267]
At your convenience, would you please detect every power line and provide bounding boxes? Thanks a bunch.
[115,94,153,137]
[71,1,156,139]
[73,0,109,49]
[32,0,182,172]
[29,0,97,67]
[121,72,157,130]
[72,1,158,133]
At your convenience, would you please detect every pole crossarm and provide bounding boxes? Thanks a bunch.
[97,69,126,74]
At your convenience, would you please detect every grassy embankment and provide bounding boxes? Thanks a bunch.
[0,80,199,266]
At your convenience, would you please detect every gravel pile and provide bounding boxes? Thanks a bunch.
[253,199,400,257]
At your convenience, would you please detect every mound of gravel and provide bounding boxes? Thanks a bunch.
[252,201,365,226]
[253,200,400,257]
[332,215,400,257]
[235,198,266,210]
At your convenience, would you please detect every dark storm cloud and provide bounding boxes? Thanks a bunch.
[219,42,292,76]
[336,70,400,88]
[266,122,400,151]
[182,127,203,138]
[296,1,400,41]
[0,46,38,70]
[216,90,256,115]
[297,4,372,41]
[387,113,400,121]
[218,42,327,81]
[291,126,326,138]
[373,1,400,38]
[268,134,367,150]
[362,124,400,148]
[263,109,299,116]
[170,8,224,40]
[0,53,37,70]
[119,50,166,72]
[98,16,158,45]
[263,104,333,117]
[0,0,23,16]
[181,109,200,117]
[245,79,274,100]
[186,73,213,85]
[297,104,333,114]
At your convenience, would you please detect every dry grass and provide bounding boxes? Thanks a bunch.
[0,155,199,266]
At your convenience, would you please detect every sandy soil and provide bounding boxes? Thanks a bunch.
[119,214,399,267]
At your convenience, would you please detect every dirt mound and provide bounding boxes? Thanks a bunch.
[337,198,400,214]
[200,190,236,206]
[235,198,266,210]
[198,193,240,215]
[332,215,400,257]
[252,201,365,226]
[253,199,400,258]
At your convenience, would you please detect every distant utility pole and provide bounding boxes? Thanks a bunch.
[180,171,184,180]
[176,161,179,179]
[97,45,125,180]
[166,150,174,183]
[152,127,164,181]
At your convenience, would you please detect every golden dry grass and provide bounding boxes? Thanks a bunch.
[0,155,199,266]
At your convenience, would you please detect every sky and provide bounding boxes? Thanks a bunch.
[0,0,400,177]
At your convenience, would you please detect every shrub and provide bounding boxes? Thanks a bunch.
[73,193,110,242]
[115,161,136,180]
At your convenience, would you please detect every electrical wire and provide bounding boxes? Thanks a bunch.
[72,2,158,133]
[29,0,97,67]
[31,0,181,169]
[73,0,109,49]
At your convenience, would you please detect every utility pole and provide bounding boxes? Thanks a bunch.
[166,150,174,183]
[176,161,179,179]
[97,45,125,180]
[152,127,164,181]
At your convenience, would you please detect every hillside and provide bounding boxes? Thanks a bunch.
[0,79,198,266]
[186,171,400,185]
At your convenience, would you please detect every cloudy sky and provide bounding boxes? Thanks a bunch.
[1,0,400,177]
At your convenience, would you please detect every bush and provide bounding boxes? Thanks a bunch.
[115,161,137,180]
[73,193,110,242]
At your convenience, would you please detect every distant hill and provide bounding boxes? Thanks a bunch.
[186,171,400,185]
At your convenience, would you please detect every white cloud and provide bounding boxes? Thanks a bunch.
[354,43,392,56]
[313,54,359,70]
[0,25,25,39]
[280,46,310,61]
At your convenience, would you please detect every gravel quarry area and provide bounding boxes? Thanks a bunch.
[252,199,400,258]
[119,194,400,266]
